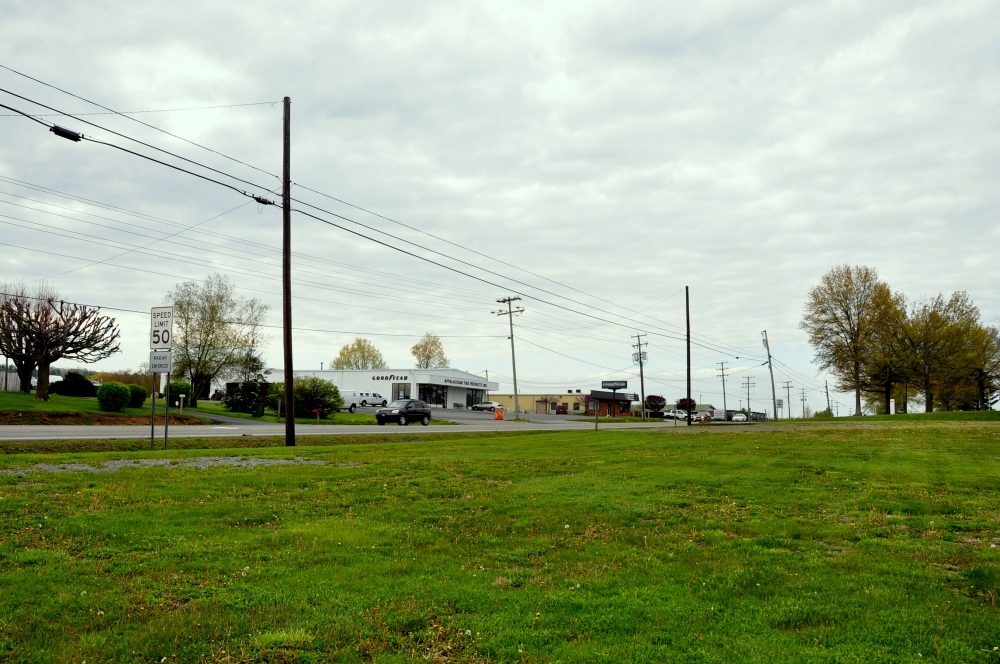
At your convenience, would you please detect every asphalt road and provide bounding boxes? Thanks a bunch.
[0,408,689,441]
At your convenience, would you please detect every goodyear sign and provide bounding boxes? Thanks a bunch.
[601,380,627,389]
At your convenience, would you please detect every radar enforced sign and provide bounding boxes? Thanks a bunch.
[149,350,172,374]
[150,307,174,349]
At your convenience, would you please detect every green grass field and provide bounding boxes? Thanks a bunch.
[0,390,154,416]
[2,422,999,662]
[165,400,389,426]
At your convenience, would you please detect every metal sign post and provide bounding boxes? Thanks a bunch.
[150,307,174,450]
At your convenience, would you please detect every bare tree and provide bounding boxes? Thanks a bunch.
[0,283,120,399]
[411,333,448,369]
[0,283,41,392]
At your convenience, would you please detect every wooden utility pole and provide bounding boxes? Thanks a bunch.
[495,297,523,418]
[282,96,295,446]
[632,332,647,421]
[717,361,728,420]
[783,381,793,420]
[762,330,778,422]
[685,286,691,426]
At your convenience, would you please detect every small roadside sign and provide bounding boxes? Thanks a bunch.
[150,307,174,349]
[149,350,173,374]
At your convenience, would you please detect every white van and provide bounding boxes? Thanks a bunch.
[339,390,388,412]
[340,390,361,413]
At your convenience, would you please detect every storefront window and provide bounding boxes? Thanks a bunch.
[391,383,410,400]
[418,384,448,407]
[466,389,484,408]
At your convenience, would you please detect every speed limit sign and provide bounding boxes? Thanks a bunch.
[150,306,174,349]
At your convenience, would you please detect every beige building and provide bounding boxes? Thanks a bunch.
[489,391,590,415]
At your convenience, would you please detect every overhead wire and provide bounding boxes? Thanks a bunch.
[2,72,767,360]
[0,290,501,339]
[2,74,765,357]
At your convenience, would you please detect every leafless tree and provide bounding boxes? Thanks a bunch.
[0,283,120,399]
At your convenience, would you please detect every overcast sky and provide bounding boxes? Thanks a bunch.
[1,0,997,414]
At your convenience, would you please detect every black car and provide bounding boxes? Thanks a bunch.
[376,399,432,426]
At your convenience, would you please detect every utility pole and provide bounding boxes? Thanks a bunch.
[742,376,755,421]
[717,361,728,420]
[800,388,808,418]
[783,381,793,420]
[632,333,647,421]
[761,331,778,422]
[281,96,295,446]
[495,297,523,418]
[483,370,489,399]
[824,380,831,415]
[685,286,692,426]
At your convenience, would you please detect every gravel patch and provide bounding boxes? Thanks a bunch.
[1,456,325,476]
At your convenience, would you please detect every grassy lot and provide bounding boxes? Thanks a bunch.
[0,391,206,425]
[1,423,999,662]
[161,400,386,426]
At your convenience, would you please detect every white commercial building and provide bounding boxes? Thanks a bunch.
[292,368,499,409]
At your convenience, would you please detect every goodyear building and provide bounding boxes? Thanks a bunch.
[292,368,498,409]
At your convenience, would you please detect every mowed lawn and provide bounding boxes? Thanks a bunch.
[1,423,999,662]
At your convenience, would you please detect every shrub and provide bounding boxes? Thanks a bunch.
[267,378,343,418]
[222,381,269,413]
[127,384,148,408]
[48,372,97,398]
[96,381,131,412]
[167,381,193,408]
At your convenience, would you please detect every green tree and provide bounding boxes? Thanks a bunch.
[168,273,268,404]
[898,292,980,412]
[800,265,900,416]
[410,333,448,369]
[332,338,388,370]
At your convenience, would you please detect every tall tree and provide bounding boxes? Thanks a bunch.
[0,283,120,399]
[898,292,980,412]
[861,293,909,415]
[168,273,268,402]
[410,333,448,369]
[332,338,388,370]
[800,265,899,415]
[0,283,42,393]
[964,324,1000,410]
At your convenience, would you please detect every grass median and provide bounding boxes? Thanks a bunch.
[1,422,999,661]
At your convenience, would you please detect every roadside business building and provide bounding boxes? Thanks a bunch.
[489,390,589,415]
[292,368,498,409]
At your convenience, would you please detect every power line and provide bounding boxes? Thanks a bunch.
[3,75,765,360]
[3,74,765,360]
[0,64,281,182]
[0,100,280,116]
[0,290,501,339]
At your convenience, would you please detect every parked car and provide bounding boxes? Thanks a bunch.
[471,401,502,412]
[732,412,748,422]
[376,399,431,426]
[555,404,568,414]
[359,391,387,407]
[693,411,714,423]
